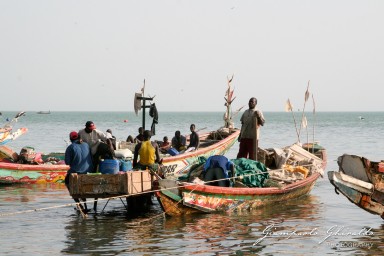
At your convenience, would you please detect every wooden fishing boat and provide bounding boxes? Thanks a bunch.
[160,127,240,179]
[328,154,384,219]
[118,128,239,179]
[0,128,28,146]
[0,145,69,184]
[155,143,327,216]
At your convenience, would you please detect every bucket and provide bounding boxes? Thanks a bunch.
[99,159,120,174]
[119,160,133,172]
[167,148,179,156]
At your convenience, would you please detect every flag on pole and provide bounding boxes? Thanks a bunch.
[285,99,293,112]
[304,81,310,102]
[141,79,146,95]
[312,94,316,114]
[301,116,308,128]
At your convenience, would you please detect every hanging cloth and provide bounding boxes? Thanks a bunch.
[134,93,142,116]
[149,103,158,135]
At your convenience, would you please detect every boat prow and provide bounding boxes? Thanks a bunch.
[328,154,384,219]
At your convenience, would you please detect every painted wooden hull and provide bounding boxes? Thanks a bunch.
[328,154,384,219]
[181,172,320,213]
[0,162,69,184]
[155,144,326,216]
[0,146,69,184]
[0,127,28,146]
[160,128,240,178]
[156,173,321,216]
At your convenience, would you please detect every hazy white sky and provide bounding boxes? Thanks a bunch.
[1,1,383,112]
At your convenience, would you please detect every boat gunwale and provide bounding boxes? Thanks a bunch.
[161,129,240,163]
[181,172,321,196]
[0,162,69,171]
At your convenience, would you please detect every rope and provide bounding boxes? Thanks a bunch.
[0,161,323,218]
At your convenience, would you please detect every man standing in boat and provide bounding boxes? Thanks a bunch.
[237,97,265,160]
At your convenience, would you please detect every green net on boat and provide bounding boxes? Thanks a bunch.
[231,158,269,187]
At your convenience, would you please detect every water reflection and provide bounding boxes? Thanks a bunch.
[328,223,384,254]
[154,195,322,255]
[62,200,165,254]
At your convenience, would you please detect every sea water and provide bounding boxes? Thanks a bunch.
[0,111,384,255]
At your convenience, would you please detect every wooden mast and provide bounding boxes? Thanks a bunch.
[253,113,258,161]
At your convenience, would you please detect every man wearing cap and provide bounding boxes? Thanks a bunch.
[78,121,108,171]
[65,131,93,182]
[64,131,94,212]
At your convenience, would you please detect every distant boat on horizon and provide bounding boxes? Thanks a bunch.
[37,110,51,114]
[358,116,365,120]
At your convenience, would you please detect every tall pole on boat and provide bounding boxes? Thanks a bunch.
[136,96,154,130]
[135,79,154,130]
[312,94,316,154]
[253,113,258,161]
[224,74,235,129]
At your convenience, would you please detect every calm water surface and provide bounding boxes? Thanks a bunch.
[1,111,384,255]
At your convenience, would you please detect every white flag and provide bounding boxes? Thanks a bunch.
[285,99,293,112]
[302,116,308,128]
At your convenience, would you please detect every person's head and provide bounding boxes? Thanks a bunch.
[127,135,134,143]
[175,130,181,137]
[106,129,113,139]
[248,97,257,109]
[138,127,144,134]
[163,136,168,142]
[143,130,152,140]
[69,131,79,142]
[190,124,195,132]
[85,121,96,132]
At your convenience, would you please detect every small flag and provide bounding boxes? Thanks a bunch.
[141,79,146,95]
[304,81,310,102]
[302,116,308,128]
[312,94,316,114]
[285,99,293,112]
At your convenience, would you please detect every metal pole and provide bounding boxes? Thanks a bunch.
[142,99,146,130]
[136,96,154,131]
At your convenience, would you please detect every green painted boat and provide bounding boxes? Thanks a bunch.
[155,143,327,216]
[0,145,69,184]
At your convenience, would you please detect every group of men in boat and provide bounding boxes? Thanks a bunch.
[64,97,264,206]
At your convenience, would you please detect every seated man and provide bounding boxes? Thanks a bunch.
[159,136,171,154]
[171,130,186,152]
[203,155,234,187]
[133,130,163,171]
[64,131,94,213]
[187,124,200,151]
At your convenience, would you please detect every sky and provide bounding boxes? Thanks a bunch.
[1,1,383,112]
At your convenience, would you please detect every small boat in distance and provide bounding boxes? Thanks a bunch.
[37,110,51,114]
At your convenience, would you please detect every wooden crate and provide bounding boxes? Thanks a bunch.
[69,171,153,198]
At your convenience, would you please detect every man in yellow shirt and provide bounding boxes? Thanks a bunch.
[133,130,163,170]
